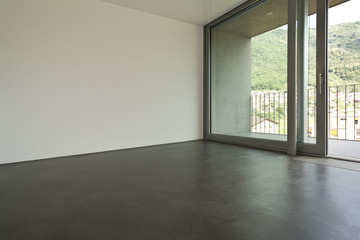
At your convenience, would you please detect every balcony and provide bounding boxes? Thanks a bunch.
[251,83,360,158]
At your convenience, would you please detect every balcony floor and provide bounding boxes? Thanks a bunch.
[329,139,360,160]
[226,132,360,160]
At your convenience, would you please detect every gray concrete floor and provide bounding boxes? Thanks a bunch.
[1,140,360,240]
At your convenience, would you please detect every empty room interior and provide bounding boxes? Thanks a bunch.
[2,0,360,239]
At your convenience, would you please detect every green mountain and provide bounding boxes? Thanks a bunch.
[251,21,360,91]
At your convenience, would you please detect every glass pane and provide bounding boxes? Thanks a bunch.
[297,0,317,144]
[210,0,288,141]
[327,0,360,159]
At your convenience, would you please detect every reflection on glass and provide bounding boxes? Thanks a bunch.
[211,0,288,141]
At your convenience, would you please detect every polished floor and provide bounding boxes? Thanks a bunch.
[1,140,360,240]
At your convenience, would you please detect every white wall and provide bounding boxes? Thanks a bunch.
[0,0,203,164]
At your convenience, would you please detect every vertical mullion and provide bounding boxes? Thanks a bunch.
[287,0,297,155]
[314,88,317,137]
[255,95,257,132]
[308,88,310,137]
[354,84,356,140]
[336,86,339,139]
[268,93,270,134]
[204,26,211,139]
[285,91,287,135]
[329,87,331,138]
[251,95,254,131]
[273,93,275,134]
[260,94,262,133]
[278,92,280,134]
[345,85,347,140]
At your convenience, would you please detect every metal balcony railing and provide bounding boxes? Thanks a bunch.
[251,83,360,141]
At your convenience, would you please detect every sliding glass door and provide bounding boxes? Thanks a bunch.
[296,0,327,155]
[204,0,329,155]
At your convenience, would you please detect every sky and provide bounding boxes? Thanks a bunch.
[328,0,360,25]
[307,0,360,28]
[280,0,360,30]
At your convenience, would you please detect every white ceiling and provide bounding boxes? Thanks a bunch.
[103,0,248,26]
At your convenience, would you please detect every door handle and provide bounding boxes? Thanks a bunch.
[318,72,324,95]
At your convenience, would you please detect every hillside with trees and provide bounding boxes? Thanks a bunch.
[251,21,360,91]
